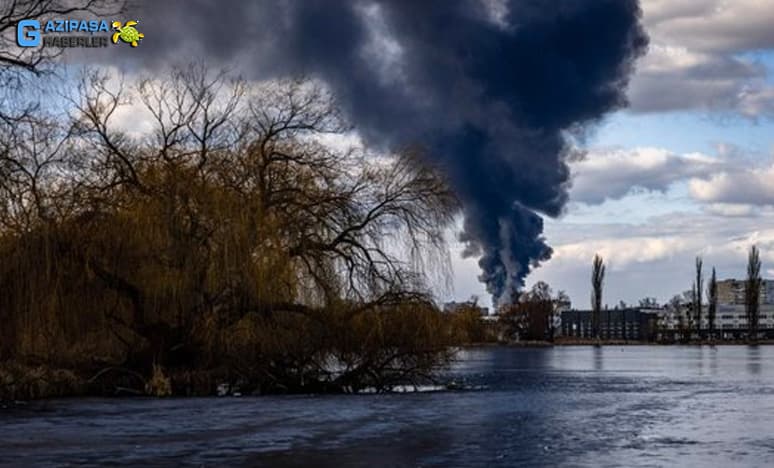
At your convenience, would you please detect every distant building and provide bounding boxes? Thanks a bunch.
[657,302,774,340]
[716,279,774,305]
[652,278,774,340]
[553,299,571,333]
[443,301,489,316]
[560,308,659,341]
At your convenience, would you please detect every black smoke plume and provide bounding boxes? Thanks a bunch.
[111,0,648,305]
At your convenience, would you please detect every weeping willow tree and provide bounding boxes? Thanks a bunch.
[0,67,460,395]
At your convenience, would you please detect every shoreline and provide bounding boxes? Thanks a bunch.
[465,339,774,347]
[7,342,774,402]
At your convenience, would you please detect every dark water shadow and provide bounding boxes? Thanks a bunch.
[593,346,603,371]
[708,345,718,376]
[747,345,761,375]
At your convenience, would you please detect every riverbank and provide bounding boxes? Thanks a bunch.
[0,362,84,401]
[0,362,235,401]
[8,340,774,401]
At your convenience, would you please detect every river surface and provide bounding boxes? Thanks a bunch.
[3,346,774,467]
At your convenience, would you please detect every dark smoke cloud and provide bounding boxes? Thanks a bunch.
[103,0,647,304]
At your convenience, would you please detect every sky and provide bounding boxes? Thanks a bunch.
[33,0,774,310]
[449,0,774,309]
[50,0,645,308]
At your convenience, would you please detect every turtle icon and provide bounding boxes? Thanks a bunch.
[111,20,144,47]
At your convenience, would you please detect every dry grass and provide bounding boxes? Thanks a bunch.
[145,364,172,397]
[0,362,84,400]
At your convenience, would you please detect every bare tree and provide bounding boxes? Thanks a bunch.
[0,0,122,75]
[523,281,555,341]
[695,256,703,338]
[0,0,124,240]
[0,0,124,130]
[707,267,717,340]
[746,245,762,342]
[591,254,605,341]
[80,68,455,315]
[696,283,699,341]
[665,294,684,343]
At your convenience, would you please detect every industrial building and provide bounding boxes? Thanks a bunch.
[560,308,660,341]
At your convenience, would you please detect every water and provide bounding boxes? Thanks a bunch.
[3,346,774,467]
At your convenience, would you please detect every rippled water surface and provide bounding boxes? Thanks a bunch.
[4,346,774,467]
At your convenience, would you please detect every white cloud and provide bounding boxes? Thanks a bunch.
[568,145,774,217]
[643,0,774,53]
[553,236,695,268]
[722,230,774,262]
[704,203,757,217]
[689,162,774,205]
[628,46,764,113]
[738,86,774,119]
[630,0,774,116]
[526,211,774,307]
[642,0,714,26]
[570,146,721,204]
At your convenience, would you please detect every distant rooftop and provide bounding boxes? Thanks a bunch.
[443,301,490,316]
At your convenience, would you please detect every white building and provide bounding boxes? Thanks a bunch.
[716,279,774,305]
[657,302,774,339]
